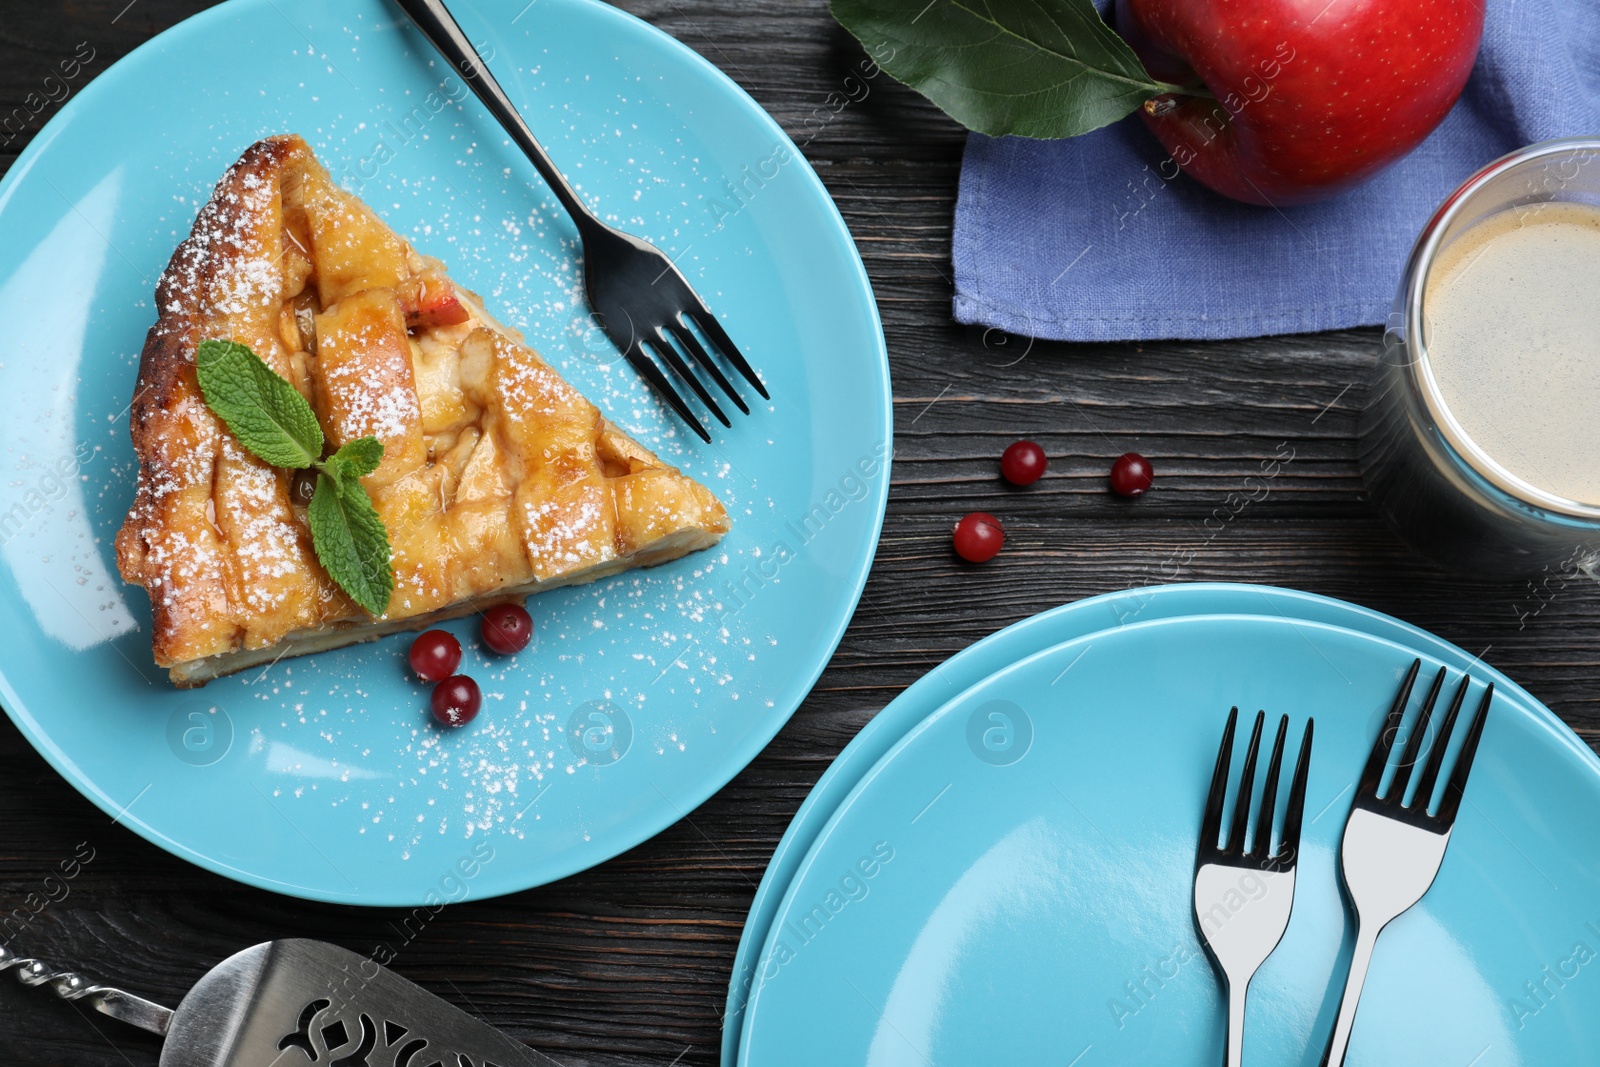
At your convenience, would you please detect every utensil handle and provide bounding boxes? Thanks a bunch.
[0,942,173,1036]
[1225,982,1245,1067]
[390,0,593,229]
[1323,925,1379,1067]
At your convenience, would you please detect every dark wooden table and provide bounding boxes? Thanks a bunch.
[3,2,1597,1064]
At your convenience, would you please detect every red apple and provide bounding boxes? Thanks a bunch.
[1115,0,1483,205]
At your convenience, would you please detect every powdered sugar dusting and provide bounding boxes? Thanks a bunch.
[522,497,606,569]
[330,373,420,445]
[163,167,282,320]
[41,0,886,896]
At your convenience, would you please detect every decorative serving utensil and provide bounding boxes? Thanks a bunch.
[0,938,559,1066]
[1195,707,1313,1067]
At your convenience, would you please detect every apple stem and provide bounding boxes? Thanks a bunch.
[1154,81,1215,101]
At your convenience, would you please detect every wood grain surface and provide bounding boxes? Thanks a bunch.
[3,2,1598,1064]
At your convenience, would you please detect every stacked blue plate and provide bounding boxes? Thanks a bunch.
[724,583,1600,1066]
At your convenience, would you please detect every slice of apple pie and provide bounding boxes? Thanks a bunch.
[116,134,729,687]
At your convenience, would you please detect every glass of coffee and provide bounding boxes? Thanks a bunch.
[1360,138,1600,577]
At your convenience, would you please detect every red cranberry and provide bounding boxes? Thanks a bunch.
[480,603,533,654]
[1110,452,1155,497]
[431,675,481,726]
[408,629,462,682]
[1000,440,1048,486]
[952,512,1005,563]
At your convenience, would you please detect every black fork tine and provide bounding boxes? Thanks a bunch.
[669,320,749,415]
[1279,719,1314,863]
[620,341,710,442]
[1435,682,1494,827]
[1200,708,1239,856]
[649,331,730,427]
[1227,712,1266,855]
[1358,659,1421,799]
[687,307,768,399]
[1387,667,1446,804]
[1412,675,1470,815]
[1250,715,1290,859]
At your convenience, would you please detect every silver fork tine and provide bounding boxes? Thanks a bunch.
[688,308,769,399]
[1435,682,1495,826]
[669,320,749,415]
[1280,719,1313,862]
[1201,707,1239,855]
[1251,716,1290,860]
[1411,675,1470,813]
[620,341,709,442]
[1387,667,1446,803]
[649,332,729,427]
[1356,659,1420,799]
[1227,712,1266,855]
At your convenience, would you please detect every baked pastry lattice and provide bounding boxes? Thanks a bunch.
[115,134,729,686]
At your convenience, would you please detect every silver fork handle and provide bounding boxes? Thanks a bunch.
[0,943,173,1036]
[1323,925,1380,1067]
[1225,982,1246,1067]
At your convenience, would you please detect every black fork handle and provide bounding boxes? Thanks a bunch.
[391,0,596,232]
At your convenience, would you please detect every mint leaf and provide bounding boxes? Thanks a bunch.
[195,339,323,469]
[308,470,394,616]
[832,0,1189,139]
[327,436,386,482]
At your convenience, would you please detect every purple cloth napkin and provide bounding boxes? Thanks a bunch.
[952,0,1600,342]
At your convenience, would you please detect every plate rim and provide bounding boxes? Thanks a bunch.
[735,605,1599,1063]
[0,0,892,905]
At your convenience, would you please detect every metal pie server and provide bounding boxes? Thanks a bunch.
[1,938,560,1066]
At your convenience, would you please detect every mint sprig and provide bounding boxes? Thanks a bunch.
[194,339,395,616]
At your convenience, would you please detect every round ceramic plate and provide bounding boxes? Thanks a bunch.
[719,581,1545,1064]
[737,613,1600,1065]
[0,0,888,903]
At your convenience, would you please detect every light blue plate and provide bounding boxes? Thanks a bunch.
[737,611,1600,1065]
[0,0,889,904]
[720,581,1532,1064]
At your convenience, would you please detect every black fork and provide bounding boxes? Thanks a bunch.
[393,0,768,442]
[1194,708,1314,1067]
[1351,658,1494,829]
[1199,708,1314,871]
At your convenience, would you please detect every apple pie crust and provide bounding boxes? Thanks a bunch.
[115,134,729,687]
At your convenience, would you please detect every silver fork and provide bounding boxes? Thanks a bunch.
[1323,659,1494,1066]
[1195,707,1314,1067]
[393,0,767,442]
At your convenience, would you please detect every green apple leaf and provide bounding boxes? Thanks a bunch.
[832,0,1192,139]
